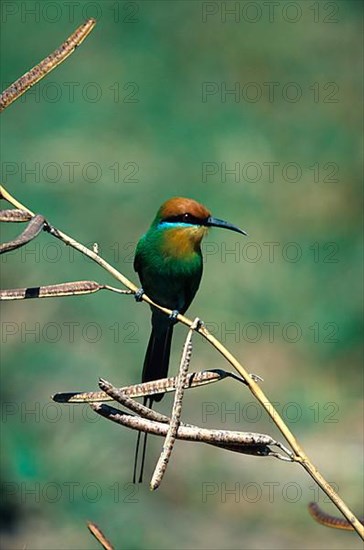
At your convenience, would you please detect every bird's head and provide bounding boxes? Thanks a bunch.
[152,197,247,256]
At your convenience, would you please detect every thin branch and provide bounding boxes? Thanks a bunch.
[1,185,363,538]
[1,185,139,294]
[0,19,96,112]
[87,521,114,550]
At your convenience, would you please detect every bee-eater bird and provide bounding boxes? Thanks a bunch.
[133,197,247,482]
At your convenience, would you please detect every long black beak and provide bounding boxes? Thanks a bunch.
[206,216,248,236]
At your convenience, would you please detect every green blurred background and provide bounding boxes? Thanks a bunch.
[1,1,363,548]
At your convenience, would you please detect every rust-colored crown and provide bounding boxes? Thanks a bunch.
[157,197,210,221]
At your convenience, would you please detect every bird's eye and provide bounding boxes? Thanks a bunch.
[183,213,190,221]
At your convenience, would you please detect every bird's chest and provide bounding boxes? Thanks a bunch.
[143,252,202,312]
[160,226,206,260]
[136,226,204,287]
[149,244,202,278]
[140,229,203,303]
[141,227,203,272]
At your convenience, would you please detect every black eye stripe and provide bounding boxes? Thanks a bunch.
[163,214,203,225]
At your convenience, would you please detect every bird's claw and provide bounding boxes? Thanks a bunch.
[134,288,144,302]
[169,309,180,321]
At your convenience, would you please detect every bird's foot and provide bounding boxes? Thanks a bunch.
[134,288,144,302]
[169,309,180,321]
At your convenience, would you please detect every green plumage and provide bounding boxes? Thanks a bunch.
[134,224,203,391]
[135,225,203,312]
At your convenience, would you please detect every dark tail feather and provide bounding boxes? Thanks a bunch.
[142,313,174,398]
[133,397,150,484]
[133,313,174,482]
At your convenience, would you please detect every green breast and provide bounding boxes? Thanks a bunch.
[134,227,203,311]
